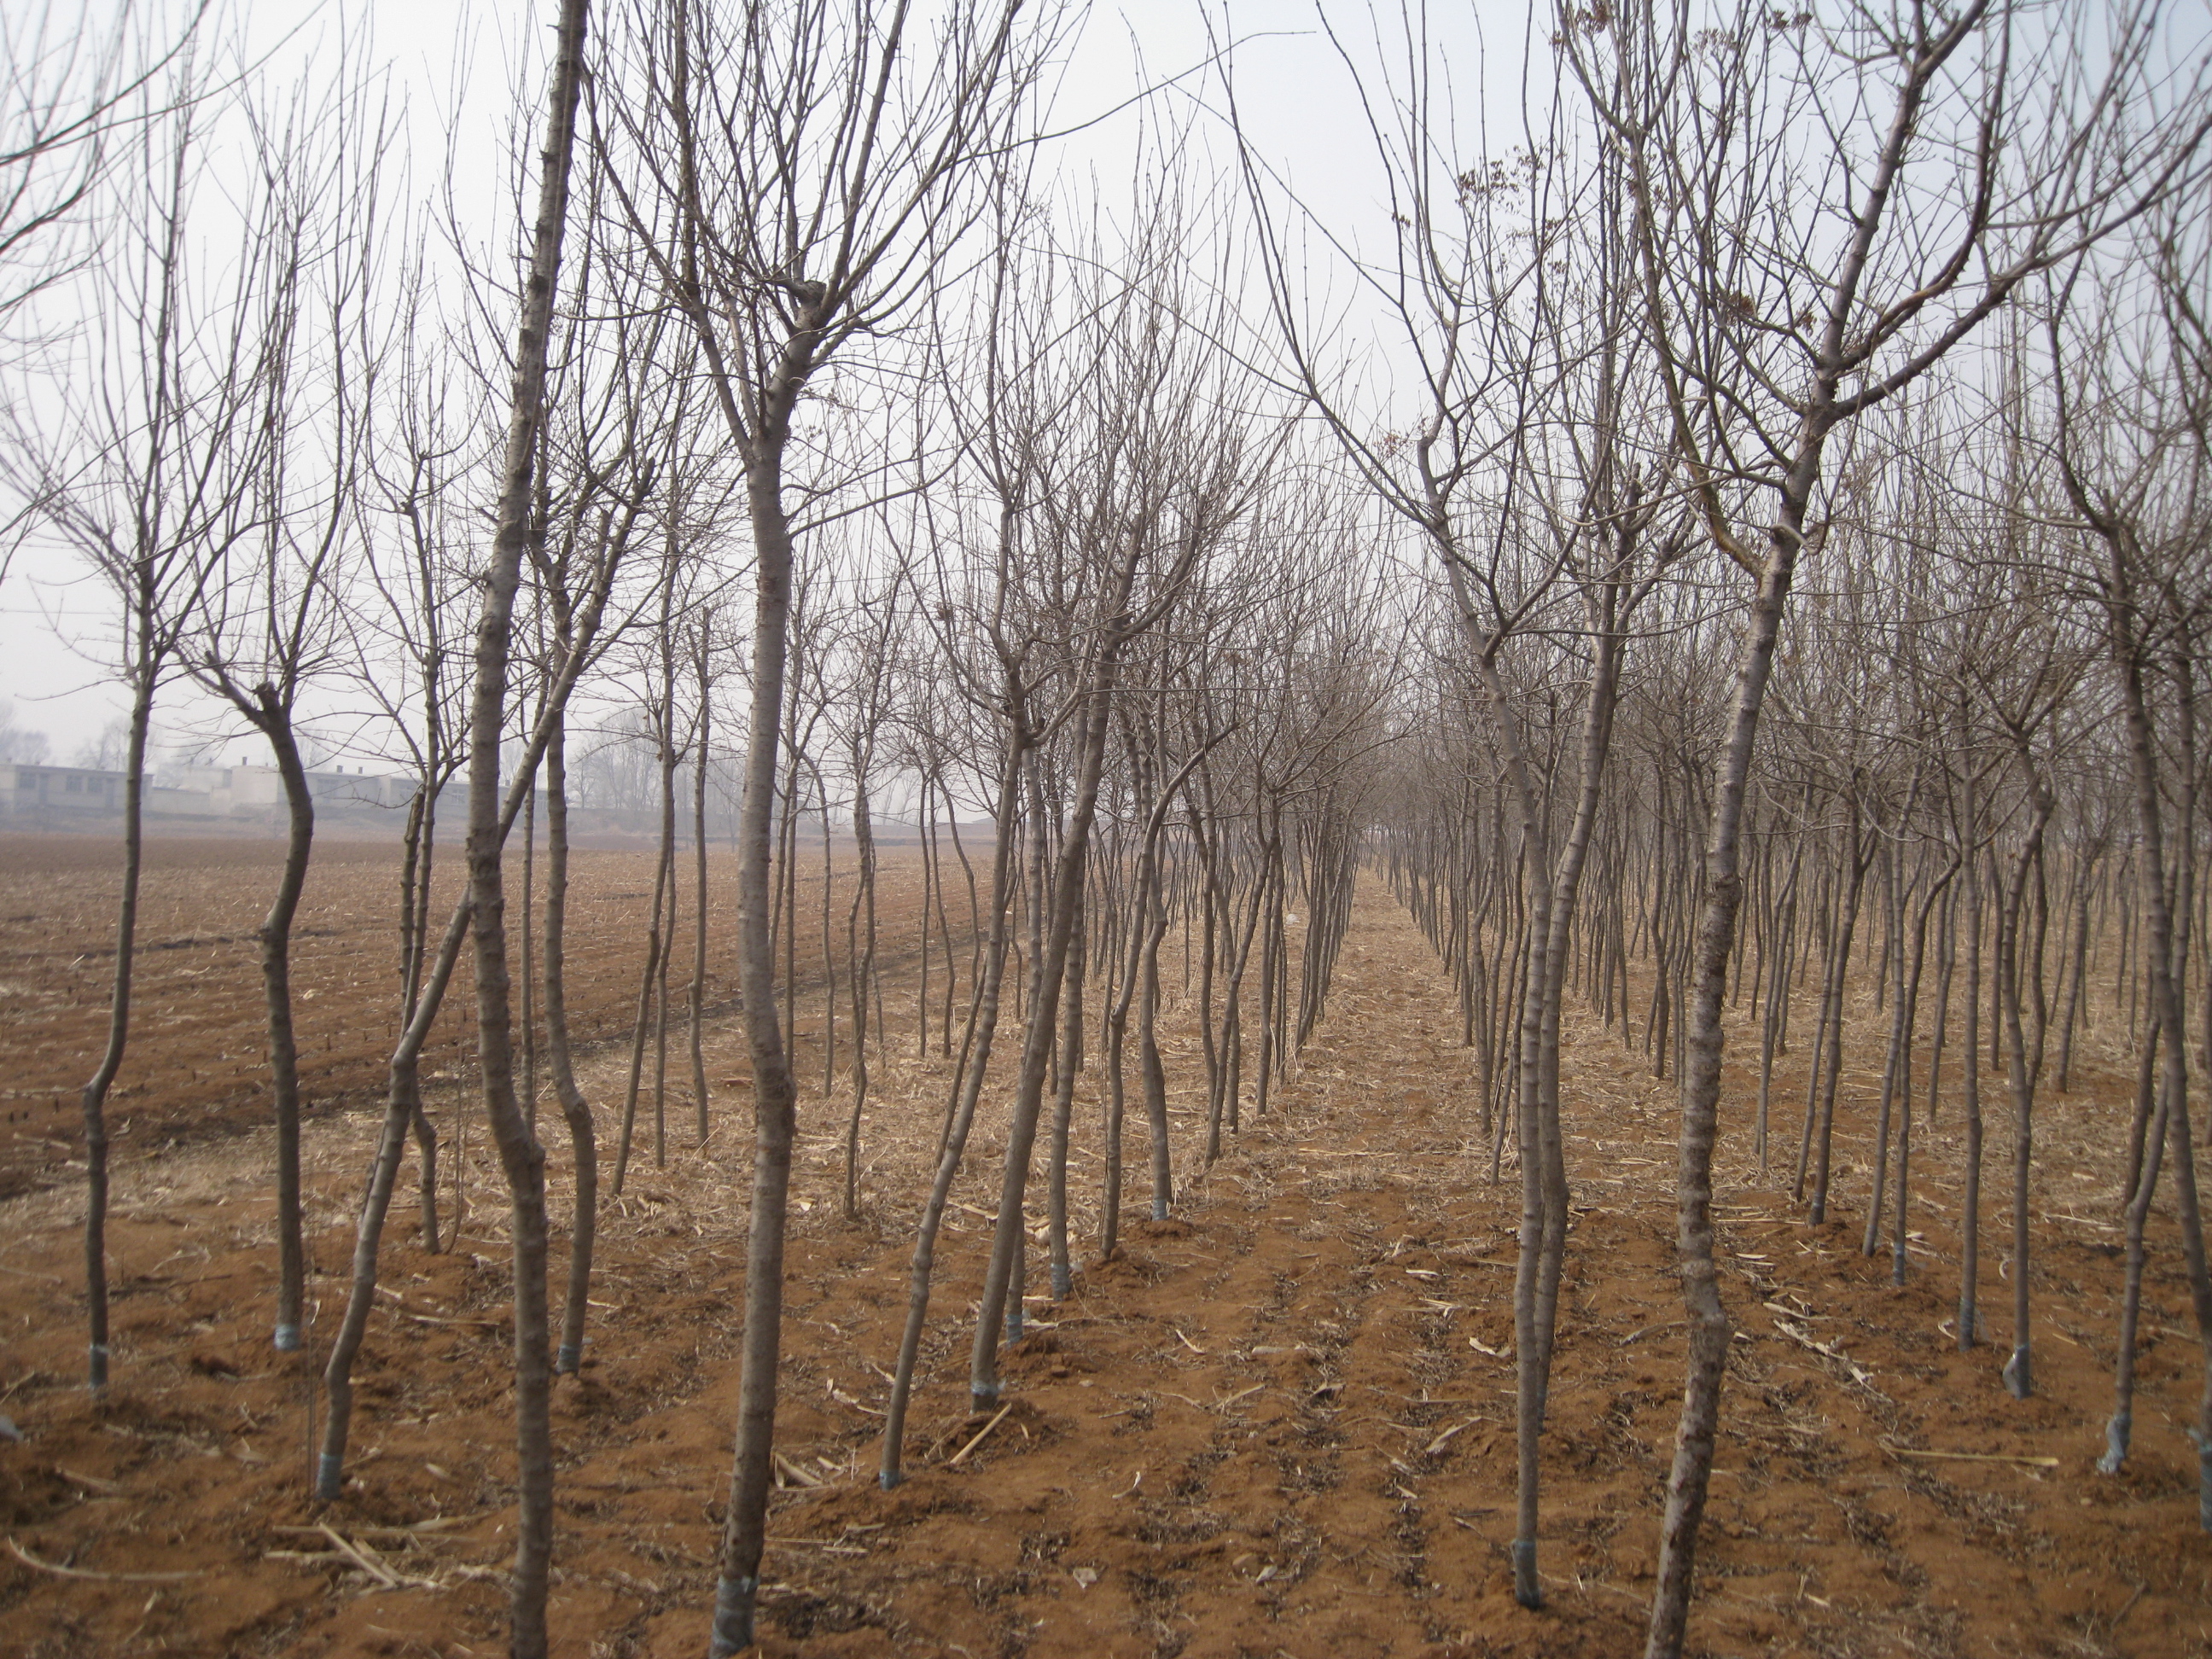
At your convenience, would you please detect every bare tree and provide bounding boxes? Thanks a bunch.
[0,0,208,352]
[1233,9,1692,1603]
[3,49,267,1391]
[2044,216,2212,1518]
[453,2,590,1651]
[597,3,1058,1644]
[184,54,394,1354]
[1563,3,2212,1649]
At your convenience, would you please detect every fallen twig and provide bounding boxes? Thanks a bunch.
[1422,1417,1485,1458]
[317,1523,399,1587]
[6,1537,198,1583]
[771,1450,824,1488]
[946,1403,1014,1467]
[1885,1445,2060,1470]
[1771,1316,1876,1388]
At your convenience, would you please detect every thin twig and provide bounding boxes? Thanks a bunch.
[6,1537,198,1583]
[946,1403,1015,1466]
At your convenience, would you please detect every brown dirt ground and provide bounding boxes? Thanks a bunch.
[1,859,2209,1658]
[0,830,927,1202]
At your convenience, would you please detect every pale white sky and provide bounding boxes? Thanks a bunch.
[0,0,1529,766]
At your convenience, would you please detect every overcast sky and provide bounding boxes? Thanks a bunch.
[0,0,1528,767]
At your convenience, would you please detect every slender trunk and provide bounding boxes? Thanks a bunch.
[1794,848,1842,1198]
[1213,836,1268,1145]
[692,655,714,1143]
[709,433,807,1654]
[2110,626,2212,1522]
[1863,843,1906,1253]
[1998,753,2054,1400]
[2056,858,2094,1093]
[399,789,428,1020]
[1140,858,1173,1221]
[318,517,623,1493]
[1047,912,1085,1298]
[1755,832,1805,1175]
[1807,822,1871,1224]
[404,779,442,1248]
[254,714,317,1354]
[2103,1017,2166,1470]
[545,708,597,1375]
[1644,430,1823,1657]
[457,3,589,1649]
[946,794,981,1058]
[879,737,1025,1487]
[971,629,1131,1411]
[843,755,878,1219]
[917,778,934,1057]
[1960,745,1986,1349]
[318,903,472,1498]
[1926,871,1958,1126]
[521,746,538,1132]
[1196,814,1225,1161]
[652,701,679,1167]
[1103,754,1194,1260]
[612,818,672,1196]
[821,765,839,1098]
[1254,810,1284,1119]
[1888,861,1954,1283]
[79,668,155,1391]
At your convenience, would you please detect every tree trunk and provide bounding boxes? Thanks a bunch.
[970,620,1136,1412]
[709,439,807,1656]
[2103,1016,2166,1470]
[1997,744,2054,1400]
[318,902,471,1499]
[2110,626,2212,1522]
[546,707,597,1376]
[457,0,590,1649]
[79,665,155,1391]
[691,644,714,1144]
[1047,912,1086,1297]
[255,711,317,1354]
[1807,818,1871,1224]
[1959,751,1986,1350]
[878,735,1025,1488]
[612,812,672,1196]
[843,750,878,1219]
[1644,430,1825,1659]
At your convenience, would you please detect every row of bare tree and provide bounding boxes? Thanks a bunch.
[6,2,2212,1655]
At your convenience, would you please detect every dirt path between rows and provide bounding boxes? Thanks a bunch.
[3,877,2207,1656]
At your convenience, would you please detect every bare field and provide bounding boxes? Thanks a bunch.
[1,868,2209,1657]
[0,832,940,1201]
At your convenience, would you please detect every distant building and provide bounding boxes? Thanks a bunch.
[4,758,713,846]
[148,760,412,820]
[3,762,136,822]
[3,759,416,829]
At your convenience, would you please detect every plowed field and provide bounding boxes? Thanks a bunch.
[2,850,2206,1657]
